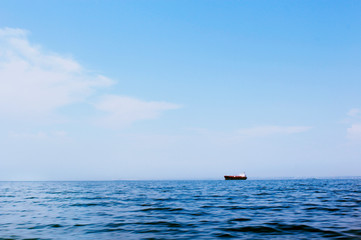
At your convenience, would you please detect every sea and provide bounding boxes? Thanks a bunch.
[0,179,360,239]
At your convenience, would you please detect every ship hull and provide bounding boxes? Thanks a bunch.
[224,176,247,180]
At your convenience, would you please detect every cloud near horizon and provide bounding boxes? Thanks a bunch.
[0,27,179,125]
[347,108,360,117]
[345,109,361,140]
[9,130,67,139]
[347,124,361,140]
[238,125,311,137]
[94,95,181,127]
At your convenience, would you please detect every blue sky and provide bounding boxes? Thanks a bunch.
[0,1,360,180]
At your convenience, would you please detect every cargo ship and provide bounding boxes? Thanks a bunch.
[224,173,247,180]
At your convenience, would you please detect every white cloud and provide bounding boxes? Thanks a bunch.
[95,95,181,127]
[345,109,361,141]
[347,124,361,140]
[0,27,114,117]
[238,125,311,137]
[0,27,28,38]
[347,108,360,117]
[0,27,180,127]
[9,130,68,139]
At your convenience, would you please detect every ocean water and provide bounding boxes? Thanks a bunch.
[0,179,360,239]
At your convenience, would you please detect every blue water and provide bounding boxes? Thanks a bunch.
[0,179,360,239]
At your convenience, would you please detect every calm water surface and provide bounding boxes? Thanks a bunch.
[0,179,360,239]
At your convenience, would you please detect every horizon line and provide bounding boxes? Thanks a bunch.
[1,176,361,182]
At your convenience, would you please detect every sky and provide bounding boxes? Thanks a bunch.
[0,1,360,180]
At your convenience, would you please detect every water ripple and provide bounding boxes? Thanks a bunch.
[0,179,360,239]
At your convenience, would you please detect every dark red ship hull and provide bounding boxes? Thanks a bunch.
[224,175,247,180]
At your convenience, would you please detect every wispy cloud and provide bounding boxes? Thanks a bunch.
[9,130,68,139]
[0,27,180,126]
[0,27,113,117]
[347,108,360,117]
[94,95,181,128]
[347,124,361,140]
[238,125,311,137]
[345,108,361,140]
